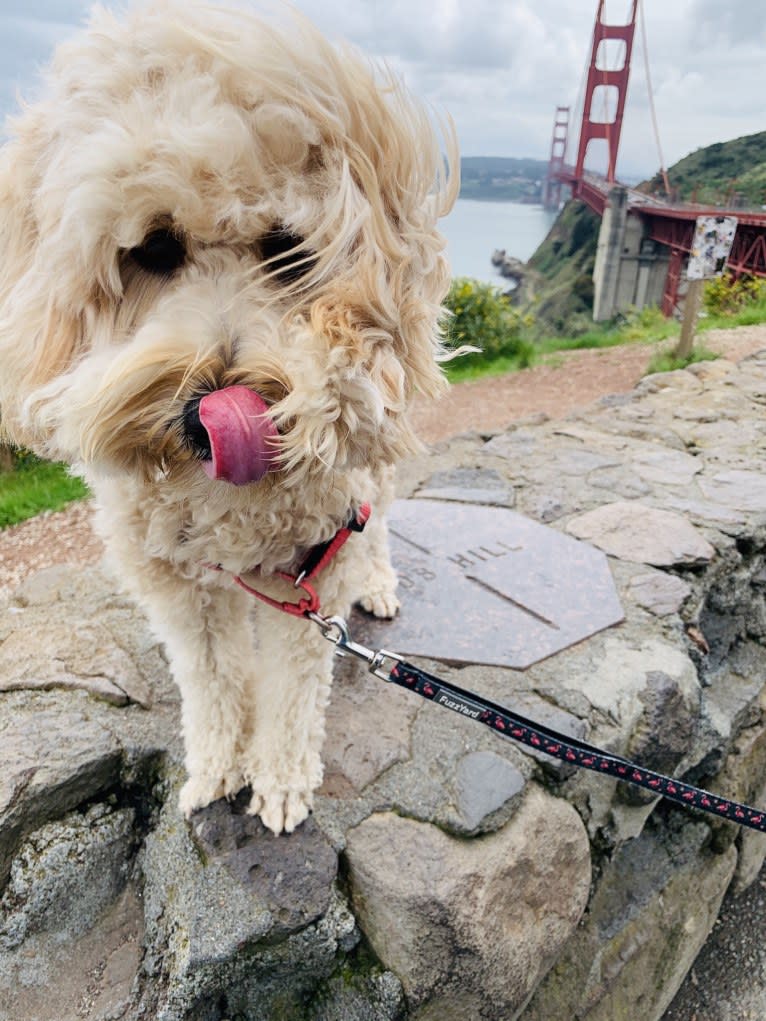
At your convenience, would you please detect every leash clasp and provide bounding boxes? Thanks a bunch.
[308,612,401,680]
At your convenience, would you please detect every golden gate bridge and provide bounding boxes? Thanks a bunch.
[543,0,766,319]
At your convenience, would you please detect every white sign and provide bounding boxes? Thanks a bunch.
[687,215,738,280]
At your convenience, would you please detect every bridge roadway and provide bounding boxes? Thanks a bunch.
[554,165,766,315]
[556,165,766,273]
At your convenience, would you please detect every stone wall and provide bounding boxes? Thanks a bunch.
[2,352,766,1020]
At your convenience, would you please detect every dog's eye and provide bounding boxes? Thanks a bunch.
[130,228,187,275]
[259,228,317,284]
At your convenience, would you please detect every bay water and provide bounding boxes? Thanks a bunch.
[440,198,557,286]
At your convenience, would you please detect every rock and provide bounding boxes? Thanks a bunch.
[661,496,746,528]
[521,820,737,1021]
[699,470,766,512]
[190,793,339,938]
[345,785,591,1020]
[306,968,406,1021]
[630,448,701,487]
[637,369,702,393]
[0,622,152,706]
[627,570,692,616]
[0,804,143,1021]
[621,669,701,805]
[138,790,349,1020]
[566,500,715,566]
[686,358,737,382]
[450,750,526,832]
[418,466,515,507]
[0,885,143,1021]
[559,636,699,728]
[320,655,419,798]
[0,704,125,890]
[589,466,653,499]
[710,719,766,892]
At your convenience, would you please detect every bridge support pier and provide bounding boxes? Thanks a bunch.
[592,187,670,321]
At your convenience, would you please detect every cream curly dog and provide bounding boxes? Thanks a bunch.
[0,2,456,833]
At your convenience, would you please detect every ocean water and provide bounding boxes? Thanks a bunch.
[440,198,557,286]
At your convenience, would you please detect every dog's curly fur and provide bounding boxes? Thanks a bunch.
[0,1,457,833]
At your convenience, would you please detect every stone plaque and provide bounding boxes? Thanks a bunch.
[358,499,624,669]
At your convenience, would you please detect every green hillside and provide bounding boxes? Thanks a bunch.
[641,130,766,207]
[459,156,549,202]
[520,201,601,336]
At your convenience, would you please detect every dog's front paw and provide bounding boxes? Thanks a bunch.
[358,585,400,619]
[248,786,313,835]
[179,769,243,817]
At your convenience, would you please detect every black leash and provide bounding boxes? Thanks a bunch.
[309,613,766,835]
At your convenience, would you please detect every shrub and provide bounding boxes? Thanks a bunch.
[618,305,674,343]
[443,277,534,364]
[703,273,766,316]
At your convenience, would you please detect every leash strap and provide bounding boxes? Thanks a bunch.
[387,659,766,834]
[309,614,766,835]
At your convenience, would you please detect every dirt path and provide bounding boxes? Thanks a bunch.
[1,323,765,596]
[410,323,766,443]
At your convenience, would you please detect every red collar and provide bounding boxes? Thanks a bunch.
[206,503,371,617]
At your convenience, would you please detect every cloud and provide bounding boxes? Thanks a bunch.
[0,0,763,178]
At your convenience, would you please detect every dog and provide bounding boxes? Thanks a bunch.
[0,1,457,833]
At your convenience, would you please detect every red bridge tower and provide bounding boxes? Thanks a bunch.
[543,106,570,210]
[574,0,638,184]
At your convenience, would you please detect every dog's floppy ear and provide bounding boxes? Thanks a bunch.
[0,131,85,449]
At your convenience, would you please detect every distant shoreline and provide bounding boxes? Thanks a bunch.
[457,193,543,205]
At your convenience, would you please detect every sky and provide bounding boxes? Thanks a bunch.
[1,1,764,181]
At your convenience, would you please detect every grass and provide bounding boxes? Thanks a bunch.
[697,293,766,332]
[446,291,766,384]
[0,456,89,529]
[445,306,672,383]
[645,344,718,375]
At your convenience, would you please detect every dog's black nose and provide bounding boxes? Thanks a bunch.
[182,396,212,458]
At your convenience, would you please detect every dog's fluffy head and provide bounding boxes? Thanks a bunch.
[0,1,456,489]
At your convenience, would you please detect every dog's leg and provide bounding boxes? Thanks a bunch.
[105,551,254,814]
[356,510,401,619]
[242,608,336,834]
[356,465,400,619]
[157,582,256,816]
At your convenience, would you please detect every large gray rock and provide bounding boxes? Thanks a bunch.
[521,820,737,1021]
[565,501,716,566]
[345,785,591,1020]
[0,803,143,1021]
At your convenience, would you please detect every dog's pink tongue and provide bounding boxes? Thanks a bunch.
[198,386,280,485]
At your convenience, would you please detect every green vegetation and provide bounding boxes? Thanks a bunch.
[0,450,89,528]
[459,156,548,203]
[702,273,766,317]
[645,346,718,376]
[641,130,766,207]
[445,272,766,384]
[521,201,601,337]
[443,277,534,373]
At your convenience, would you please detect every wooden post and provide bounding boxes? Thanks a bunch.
[674,278,704,361]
